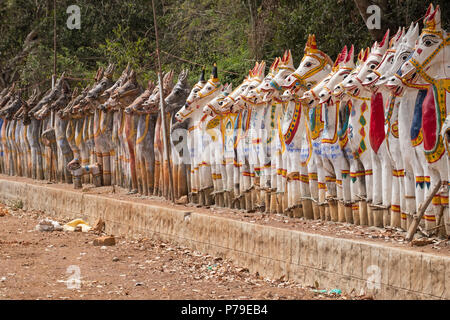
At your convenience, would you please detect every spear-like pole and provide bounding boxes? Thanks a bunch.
[49,0,57,182]
[151,0,175,202]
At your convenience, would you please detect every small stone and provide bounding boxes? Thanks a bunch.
[93,235,116,246]
[112,257,120,262]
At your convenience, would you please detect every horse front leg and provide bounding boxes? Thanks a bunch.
[349,159,367,226]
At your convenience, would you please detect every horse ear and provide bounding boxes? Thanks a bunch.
[252,61,259,76]
[412,23,420,39]
[129,69,136,80]
[258,61,266,79]
[105,63,115,79]
[371,41,378,50]
[424,5,441,31]
[363,47,369,62]
[164,70,174,87]
[287,49,294,68]
[179,69,188,84]
[304,35,311,53]
[310,35,317,50]
[95,67,103,82]
[378,29,389,51]
[273,57,280,71]
[72,87,79,99]
[221,83,228,92]
[345,45,354,64]
[338,45,347,66]
[424,3,434,21]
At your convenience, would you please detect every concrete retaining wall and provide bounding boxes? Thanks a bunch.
[0,178,448,300]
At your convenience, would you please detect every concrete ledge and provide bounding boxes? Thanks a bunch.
[0,178,448,300]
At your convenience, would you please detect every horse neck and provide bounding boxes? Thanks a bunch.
[323,99,339,134]
[397,87,419,121]
[349,96,370,130]
[55,114,67,130]
[423,43,450,81]
[187,100,209,128]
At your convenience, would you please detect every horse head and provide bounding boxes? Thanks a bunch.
[385,23,421,96]
[341,47,370,97]
[318,45,355,104]
[85,64,115,107]
[176,64,222,122]
[250,57,280,104]
[99,63,130,102]
[202,83,233,117]
[285,35,333,96]
[235,61,266,111]
[111,69,142,109]
[355,29,390,93]
[260,50,293,99]
[363,27,404,89]
[165,69,191,113]
[31,72,67,117]
[398,4,448,83]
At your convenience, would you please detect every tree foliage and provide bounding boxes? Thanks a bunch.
[0,0,447,93]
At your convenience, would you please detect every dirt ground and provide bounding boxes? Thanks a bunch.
[0,203,360,300]
[2,174,449,257]
[0,175,448,300]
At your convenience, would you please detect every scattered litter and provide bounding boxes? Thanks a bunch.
[175,195,188,205]
[313,288,342,296]
[35,219,63,232]
[63,219,92,232]
[328,289,342,295]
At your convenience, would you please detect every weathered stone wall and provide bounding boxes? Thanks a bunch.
[0,178,448,300]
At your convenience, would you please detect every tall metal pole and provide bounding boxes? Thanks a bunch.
[152,0,175,202]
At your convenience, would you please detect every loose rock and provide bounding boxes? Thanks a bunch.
[93,235,116,246]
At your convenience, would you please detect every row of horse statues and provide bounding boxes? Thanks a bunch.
[0,4,448,237]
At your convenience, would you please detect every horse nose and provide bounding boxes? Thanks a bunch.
[319,93,325,98]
